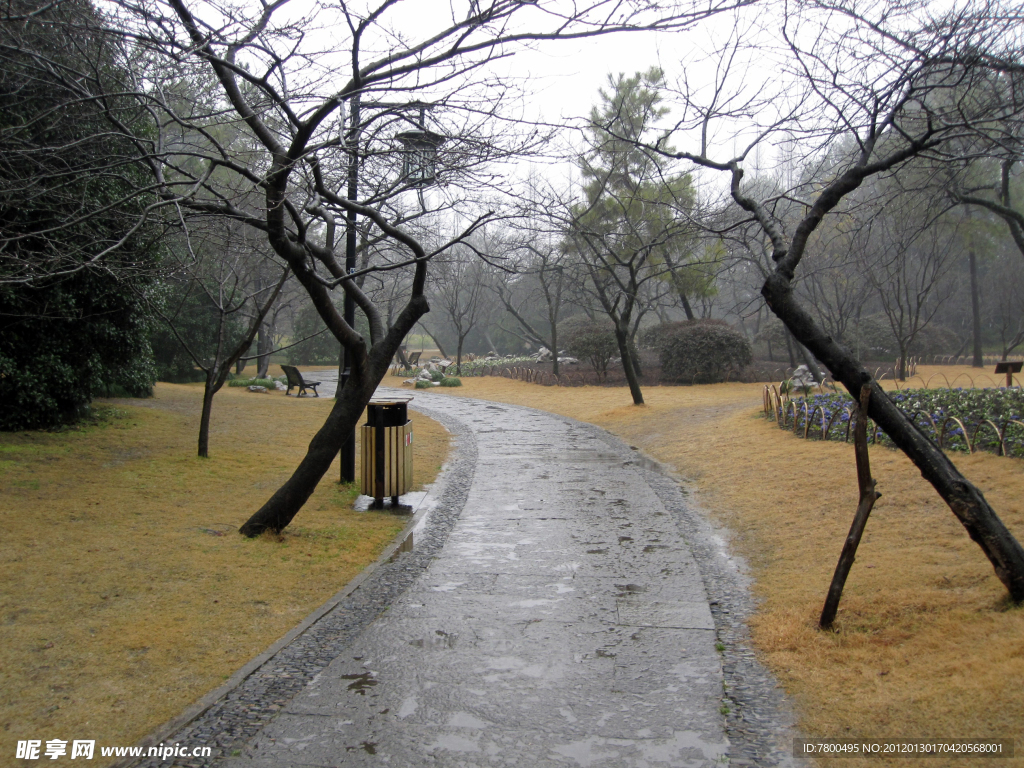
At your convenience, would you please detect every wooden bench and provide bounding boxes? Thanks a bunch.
[281,365,321,397]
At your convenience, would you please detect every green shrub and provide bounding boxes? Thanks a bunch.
[439,377,462,387]
[642,319,730,352]
[428,369,445,382]
[414,379,433,389]
[1,275,156,431]
[560,316,619,378]
[659,320,752,384]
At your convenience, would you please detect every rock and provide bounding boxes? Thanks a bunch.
[248,385,268,393]
[274,381,286,391]
[788,365,817,389]
[536,347,552,362]
[402,379,416,386]
[558,357,578,364]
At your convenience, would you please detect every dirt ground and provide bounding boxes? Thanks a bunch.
[414,365,1024,767]
[1,377,450,765]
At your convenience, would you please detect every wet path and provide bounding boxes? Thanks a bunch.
[221,384,736,767]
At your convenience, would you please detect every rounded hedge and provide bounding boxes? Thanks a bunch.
[658,320,752,384]
[439,377,462,387]
[559,316,619,378]
[641,319,730,352]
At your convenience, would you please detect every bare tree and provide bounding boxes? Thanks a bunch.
[149,219,289,457]
[0,0,163,287]
[94,0,741,535]
[494,233,571,373]
[429,239,497,374]
[984,246,1024,359]
[955,158,1024,259]
[859,198,960,380]
[637,1,1024,600]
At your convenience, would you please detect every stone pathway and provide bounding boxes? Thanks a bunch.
[132,377,801,767]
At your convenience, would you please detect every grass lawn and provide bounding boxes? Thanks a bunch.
[1,373,449,765]
[416,365,1024,767]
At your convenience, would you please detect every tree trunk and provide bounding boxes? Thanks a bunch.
[235,358,246,375]
[898,342,909,381]
[456,336,464,376]
[763,273,1024,603]
[969,246,983,368]
[257,320,272,378]
[679,290,696,321]
[614,325,644,405]
[551,325,559,376]
[784,328,797,368]
[239,366,379,536]
[820,385,881,630]
[797,340,825,383]
[198,373,218,458]
[396,346,412,370]
[424,327,448,358]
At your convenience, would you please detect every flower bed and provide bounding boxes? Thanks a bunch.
[772,387,1024,457]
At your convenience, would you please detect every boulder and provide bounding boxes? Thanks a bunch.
[248,385,268,393]
[789,365,817,388]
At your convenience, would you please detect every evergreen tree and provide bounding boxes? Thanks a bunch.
[0,0,161,429]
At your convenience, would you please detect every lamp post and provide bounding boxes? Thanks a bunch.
[338,99,446,483]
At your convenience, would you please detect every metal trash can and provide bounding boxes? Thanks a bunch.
[361,397,413,508]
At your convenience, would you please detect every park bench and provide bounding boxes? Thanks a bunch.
[281,365,321,397]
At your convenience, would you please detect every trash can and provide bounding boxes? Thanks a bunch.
[361,397,413,508]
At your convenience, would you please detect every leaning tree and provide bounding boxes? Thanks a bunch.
[635,0,1024,600]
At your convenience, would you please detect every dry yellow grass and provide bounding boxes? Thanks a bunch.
[1,376,449,765]
[417,365,1024,767]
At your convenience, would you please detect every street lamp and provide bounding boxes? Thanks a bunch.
[338,100,446,483]
[397,114,446,186]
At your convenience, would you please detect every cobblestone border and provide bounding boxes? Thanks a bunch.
[123,404,476,768]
